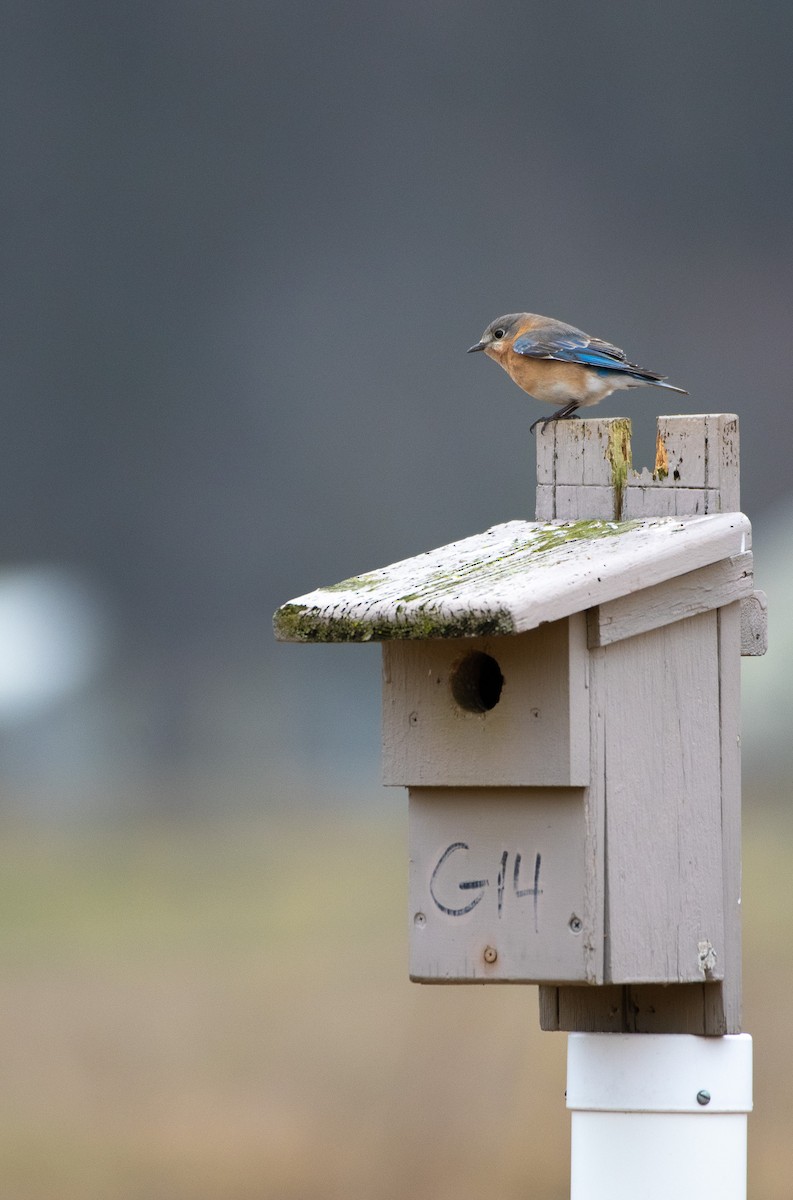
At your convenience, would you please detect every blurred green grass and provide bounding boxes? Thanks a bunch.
[0,790,789,1198]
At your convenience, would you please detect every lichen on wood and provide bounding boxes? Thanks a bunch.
[273,513,750,644]
[604,419,632,519]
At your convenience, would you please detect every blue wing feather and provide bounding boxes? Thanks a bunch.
[511,326,665,382]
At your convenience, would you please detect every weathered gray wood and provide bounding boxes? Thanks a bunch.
[554,485,616,520]
[382,617,589,787]
[540,418,626,487]
[538,640,608,1030]
[535,414,740,521]
[539,984,625,1032]
[537,415,746,1034]
[534,483,555,521]
[715,600,743,1033]
[581,643,606,988]
[622,487,680,518]
[535,418,630,519]
[274,513,750,643]
[740,590,768,656]
[408,786,599,983]
[541,609,730,1026]
[587,554,754,648]
[711,413,741,511]
[539,983,732,1034]
[603,611,725,983]
[535,420,556,485]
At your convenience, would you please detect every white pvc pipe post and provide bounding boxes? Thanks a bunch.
[567,1032,752,1200]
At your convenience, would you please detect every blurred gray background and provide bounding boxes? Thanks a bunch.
[2,5,793,1198]
[3,1,791,815]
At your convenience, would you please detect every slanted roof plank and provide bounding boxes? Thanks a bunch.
[273,513,751,643]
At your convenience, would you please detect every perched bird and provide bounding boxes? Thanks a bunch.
[468,312,688,433]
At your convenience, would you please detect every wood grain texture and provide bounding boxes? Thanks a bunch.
[554,485,616,519]
[539,983,732,1034]
[534,414,741,522]
[740,590,768,656]
[588,554,754,648]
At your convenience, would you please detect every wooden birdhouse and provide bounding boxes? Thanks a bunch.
[274,415,766,1036]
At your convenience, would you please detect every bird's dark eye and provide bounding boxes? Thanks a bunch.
[492,328,505,339]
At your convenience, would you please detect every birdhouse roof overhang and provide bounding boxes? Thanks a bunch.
[273,513,751,643]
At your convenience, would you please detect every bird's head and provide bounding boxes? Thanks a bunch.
[467,313,526,359]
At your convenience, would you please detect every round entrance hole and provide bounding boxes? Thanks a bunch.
[450,651,504,713]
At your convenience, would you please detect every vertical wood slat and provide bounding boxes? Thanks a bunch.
[602,611,725,984]
[715,600,743,1033]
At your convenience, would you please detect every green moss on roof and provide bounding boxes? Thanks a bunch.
[273,602,515,643]
[273,518,641,643]
[321,519,638,599]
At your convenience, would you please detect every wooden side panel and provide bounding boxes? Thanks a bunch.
[408,787,601,983]
[716,600,743,1032]
[540,604,742,1034]
[602,611,725,983]
[382,616,589,787]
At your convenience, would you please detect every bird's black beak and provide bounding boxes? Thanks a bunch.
[467,341,486,353]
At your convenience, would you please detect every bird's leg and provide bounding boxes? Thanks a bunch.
[529,400,581,434]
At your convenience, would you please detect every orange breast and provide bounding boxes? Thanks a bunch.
[494,350,598,404]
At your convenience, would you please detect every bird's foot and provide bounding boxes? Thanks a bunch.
[530,406,581,435]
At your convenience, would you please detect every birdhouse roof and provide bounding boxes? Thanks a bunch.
[273,513,750,643]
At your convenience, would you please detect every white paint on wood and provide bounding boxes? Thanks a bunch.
[538,420,618,487]
[555,485,616,519]
[621,487,679,518]
[534,483,555,521]
[382,616,590,787]
[588,554,754,647]
[274,512,751,642]
[534,414,740,521]
[408,786,600,983]
[535,421,556,485]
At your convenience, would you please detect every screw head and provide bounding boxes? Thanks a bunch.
[569,915,583,934]
[483,945,498,964]
[696,1090,711,1106]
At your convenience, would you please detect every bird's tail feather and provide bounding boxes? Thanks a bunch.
[649,379,689,395]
